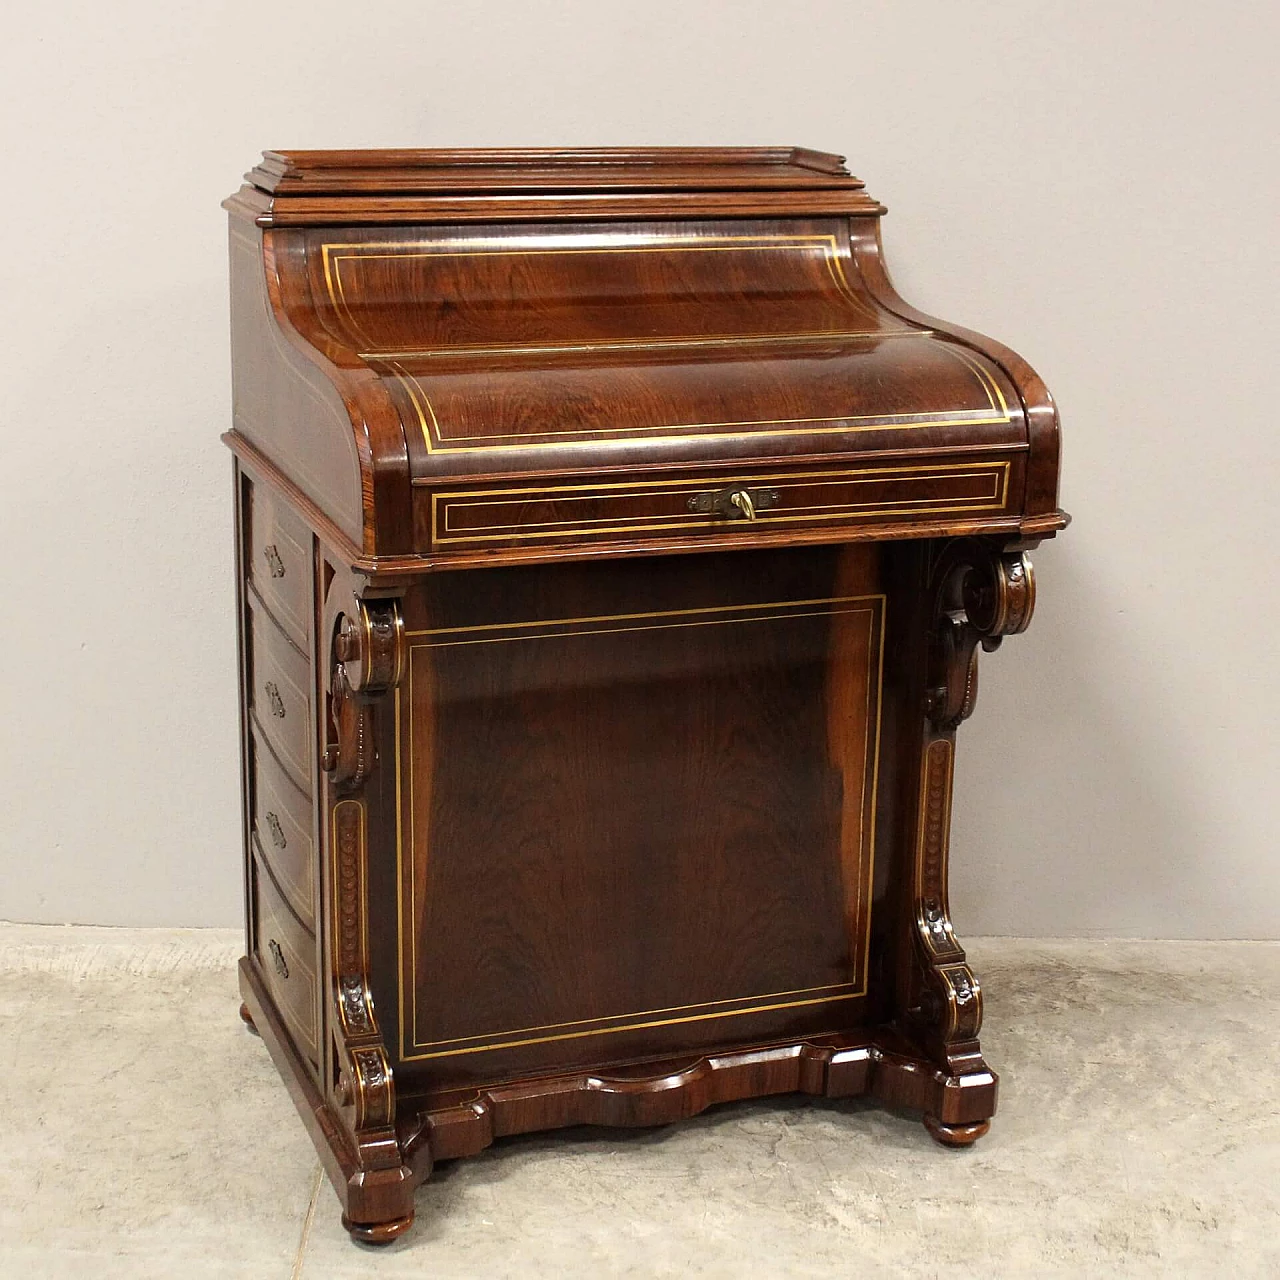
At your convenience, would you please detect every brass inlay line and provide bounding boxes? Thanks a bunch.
[404,991,866,1061]
[395,688,406,1053]
[404,593,874,639]
[393,359,1007,454]
[440,467,1006,536]
[447,491,997,536]
[397,595,885,1061]
[947,345,1011,418]
[323,234,882,353]
[860,596,886,989]
[316,234,1007,452]
[430,462,1010,546]
[433,460,1007,502]
[435,500,1008,545]
[411,605,869,651]
[407,981,860,1052]
[362,327,931,362]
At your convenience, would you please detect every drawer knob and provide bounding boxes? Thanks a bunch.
[687,486,780,520]
[264,681,286,718]
[264,811,287,850]
[268,938,289,979]
[263,544,286,578]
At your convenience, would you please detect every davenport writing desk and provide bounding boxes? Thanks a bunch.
[223,147,1067,1242]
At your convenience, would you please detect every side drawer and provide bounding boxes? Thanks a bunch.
[246,478,312,652]
[248,600,313,793]
[426,458,1017,553]
[252,844,319,1067]
[251,728,316,930]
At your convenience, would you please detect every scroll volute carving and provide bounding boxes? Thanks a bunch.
[907,540,1038,1071]
[317,583,406,1155]
[322,599,406,793]
[927,547,1036,729]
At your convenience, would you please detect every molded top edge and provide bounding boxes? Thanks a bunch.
[249,147,859,195]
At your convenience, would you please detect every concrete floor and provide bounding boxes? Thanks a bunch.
[1,929,1277,1279]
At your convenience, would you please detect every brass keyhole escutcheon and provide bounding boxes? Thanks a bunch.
[265,811,287,850]
[687,486,780,520]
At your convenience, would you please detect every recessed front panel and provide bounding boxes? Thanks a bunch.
[394,548,884,1086]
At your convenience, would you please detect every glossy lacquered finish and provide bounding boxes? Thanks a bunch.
[224,147,1067,1242]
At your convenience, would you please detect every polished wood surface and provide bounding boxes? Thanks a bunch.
[397,548,883,1086]
[224,147,1064,566]
[225,147,1066,1242]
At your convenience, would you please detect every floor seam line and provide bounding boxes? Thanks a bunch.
[290,1164,324,1280]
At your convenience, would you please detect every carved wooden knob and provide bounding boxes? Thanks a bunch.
[336,1070,354,1106]
[335,616,361,665]
[333,601,405,696]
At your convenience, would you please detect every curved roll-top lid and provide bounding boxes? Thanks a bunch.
[297,220,1023,481]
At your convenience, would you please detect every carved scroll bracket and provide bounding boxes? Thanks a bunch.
[926,546,1035,730]
[318,587,408,1180]
[908,541,1037,1069]
[322,598,407,793]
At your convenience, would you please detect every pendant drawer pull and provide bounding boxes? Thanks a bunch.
[263,544,286,578]
[264,681,286,718]
[264,812,287,850]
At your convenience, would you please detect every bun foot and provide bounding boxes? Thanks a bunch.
[923,1115,990,1147]
[342,1213,414,1245]
[238,1002,260,1035]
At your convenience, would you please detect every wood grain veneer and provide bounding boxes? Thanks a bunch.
[225,146,1067,1243]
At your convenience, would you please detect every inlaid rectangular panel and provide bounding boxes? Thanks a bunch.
[395,557,884,1086]
[429,459,1012,550]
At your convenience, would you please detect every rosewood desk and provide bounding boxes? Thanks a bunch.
[223,147,1067,1242]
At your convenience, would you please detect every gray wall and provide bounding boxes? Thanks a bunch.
[2,1,1275,935]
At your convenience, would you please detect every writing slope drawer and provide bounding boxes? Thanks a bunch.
[251,728,316,930]
[248,602,313,793]
[246,479,311,652]
[427,458,1017,553]
[252,845,318,1067]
